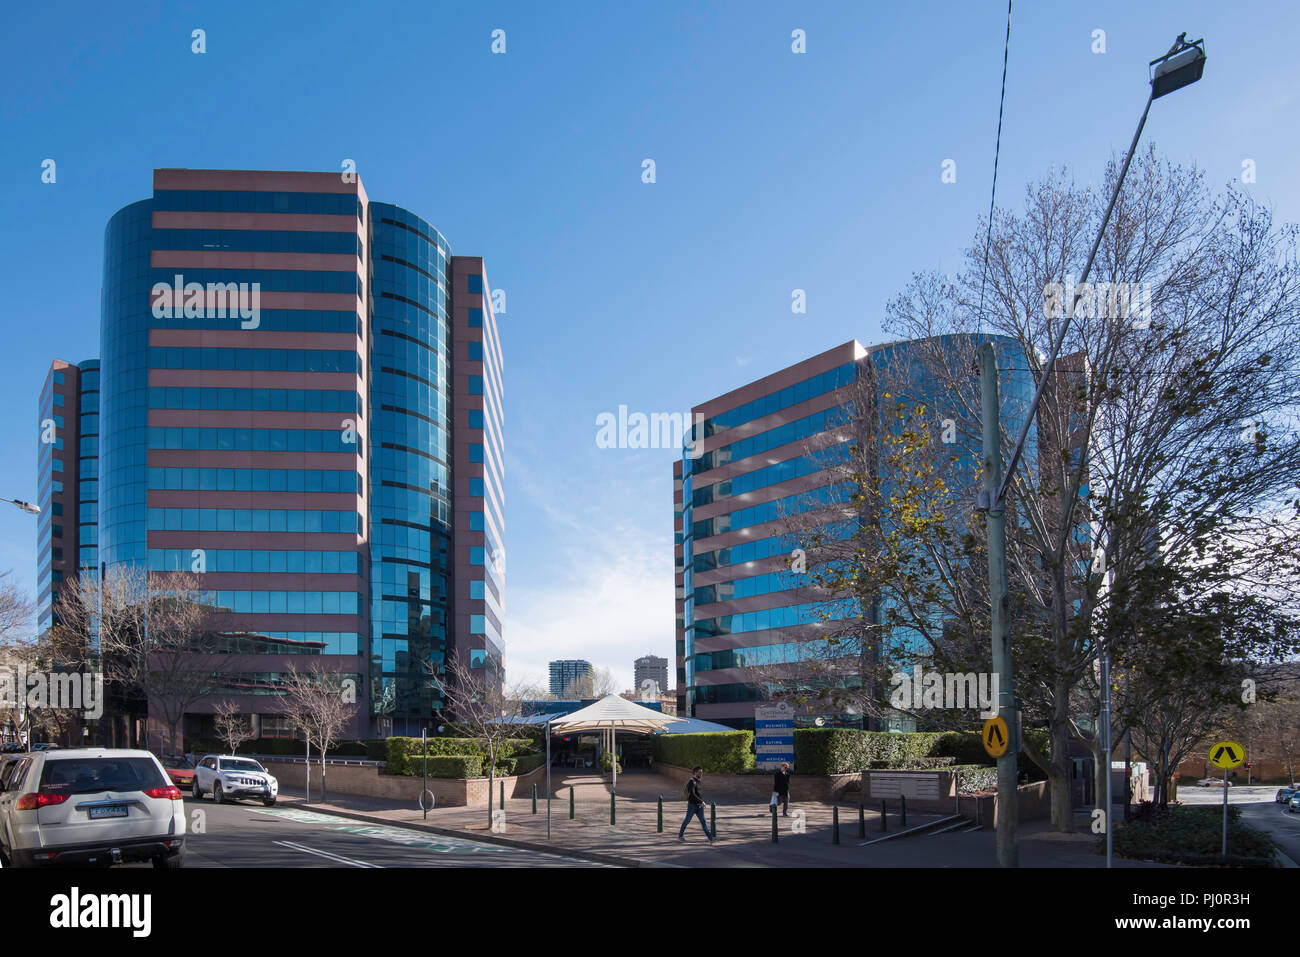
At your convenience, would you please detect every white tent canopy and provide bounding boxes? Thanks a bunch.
[548,694,685,734]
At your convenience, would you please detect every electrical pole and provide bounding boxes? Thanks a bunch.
[980,342,1018,867]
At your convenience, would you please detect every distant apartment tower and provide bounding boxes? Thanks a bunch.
[633,654,668,696]
[549,659,592,696]
[36,360,100,635]
[39,168,504,742]
[674,337,1035,729]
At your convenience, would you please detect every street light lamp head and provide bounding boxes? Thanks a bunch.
[1150,36,1206,99]
[8,499,40,515]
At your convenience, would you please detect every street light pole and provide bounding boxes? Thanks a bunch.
[975,34,1205,868]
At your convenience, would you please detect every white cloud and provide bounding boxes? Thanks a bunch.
[503,448,678,694]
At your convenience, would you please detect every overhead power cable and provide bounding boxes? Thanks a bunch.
[977,0,1014,333]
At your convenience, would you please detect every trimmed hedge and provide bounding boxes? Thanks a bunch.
[652,731,755,773]
[384,736,538,777]
[953,765,999,794]
[425,756,482,778]
[794,729,985,774]
[513,753,547,776]
[793,729,1030,775]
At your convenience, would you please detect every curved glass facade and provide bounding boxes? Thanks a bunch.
[46,171,500,743]
[367,203,453,731]
[678,334,1039,728]
[99,200,155,569]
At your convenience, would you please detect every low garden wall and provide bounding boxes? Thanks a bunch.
[264,758,547,808]
[655,762,862,802]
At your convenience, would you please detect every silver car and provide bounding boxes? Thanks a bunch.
[0,748,185,868]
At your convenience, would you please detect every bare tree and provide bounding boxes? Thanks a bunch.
[0,572,35,746]
[590,666,619,697]
[281,662,357,799]
[212,699,255,756]
[780,150,1300,828]
[54,565,229,754]
[436,655,536,828]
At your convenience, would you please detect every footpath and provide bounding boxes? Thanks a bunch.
[277,770,1171,868]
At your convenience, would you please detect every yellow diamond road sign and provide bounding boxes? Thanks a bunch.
[1208,741,1245,770]
[982,716,1009,759]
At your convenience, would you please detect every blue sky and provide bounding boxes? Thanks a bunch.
[1,1,1296,691]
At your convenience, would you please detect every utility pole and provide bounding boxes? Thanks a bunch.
[972,33,1206,868]
[979,342,1018,868]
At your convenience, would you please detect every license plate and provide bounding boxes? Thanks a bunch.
[88,805,128,819]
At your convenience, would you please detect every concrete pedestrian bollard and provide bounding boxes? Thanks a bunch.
[771,805,779,843]
[531,783,537,814]
[569,785,575,820]
[832,805,840,845]
[900,794,906,827]
[710,802,716,839]
[881,798,887,832]
[610,791,616,826]
[858,803,866,839]
[657,795,663,833]
[499,780,504,810]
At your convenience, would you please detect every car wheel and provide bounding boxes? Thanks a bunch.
[192,777,203,800]
[263,797,276,807]
[152,852,184,869]
[214,782,224,804]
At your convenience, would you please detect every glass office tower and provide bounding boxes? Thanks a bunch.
[41,169,503,742]
[675,335,1034,729]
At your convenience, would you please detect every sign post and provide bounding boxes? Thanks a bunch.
[1207,740,1244,858]
[755,702,794,770]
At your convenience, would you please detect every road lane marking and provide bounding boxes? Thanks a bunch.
[272,839,380,868]
[253,807,510,853]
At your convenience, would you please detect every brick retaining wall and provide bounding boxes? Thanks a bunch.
[263,758,547,808]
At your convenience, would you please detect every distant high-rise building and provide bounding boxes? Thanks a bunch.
[549,659,592,696]
[633,654,668,697]
[38,168,504,742]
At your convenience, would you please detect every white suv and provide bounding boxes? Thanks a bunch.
[0,748,185,868]
[193,755,278,806]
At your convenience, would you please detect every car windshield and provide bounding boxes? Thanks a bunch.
[219,759,264,773]
[161,756,194,769]
[39,757,167,794]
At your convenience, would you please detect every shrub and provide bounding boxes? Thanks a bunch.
[953,765,999,794]
[599,753,622,773]
[513,753,547,776]
[794,729,1024,775]
[652,731,754,773]
[426,756,482,779]
[1111,804,1277,866]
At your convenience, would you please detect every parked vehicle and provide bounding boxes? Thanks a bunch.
[1198,777,1231,787]
[1289,794,1300,814]
[160,754,196,789]
[0,748,185,868]
[192,755,278,806]
[1275,785,1299,803]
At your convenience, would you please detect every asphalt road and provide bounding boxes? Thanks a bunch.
[1176,783,1300,863]
[122,796,611,868]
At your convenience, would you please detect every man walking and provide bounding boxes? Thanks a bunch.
[679,765,714,842]
[771,761,792,816]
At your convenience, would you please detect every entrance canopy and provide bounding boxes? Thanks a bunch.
[548,694,685,734]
